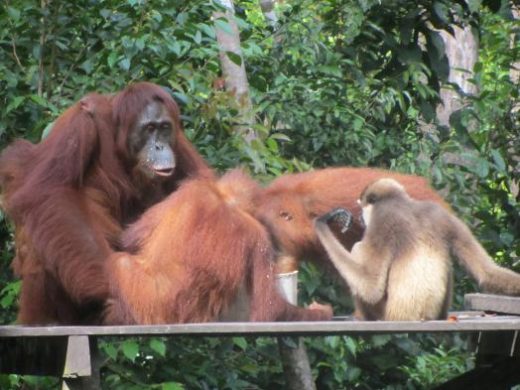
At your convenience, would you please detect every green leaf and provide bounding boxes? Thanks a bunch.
[430,53,449,81]
[193,30,202,44]
[107,52,118,68]
[427,30,445,60]
[499,232,514,246]
[270,133,291,142]
[41,121,55,140]
[344,337,357,357]
[176,12,188,25]
[397,45,422,64]
[169,41,181,56]
[0,281,21,308]
[432,1,450,25]
[162,382,184,390]
[150,338,166,357]
[467,0,482,13]
[215,18,234,35]
[317,65,342,77]
[370,353,397,370]
[449,109,474,146]
[30,95,48,107]
[80,59,94,74]
[119,58,131,71]
[490,149,506,172]
[100,9,111,19]
[7,7,21,22]
[151,10,163,23]
[325,336,339,349]
[102,343,118,360]
[199,23,216,39]
[54,40,69,51]
[121,340,139,362]
[136,36,146,51]
[463,153,490,178]
[371,335,391,347]
[232,337,247,350]
[6,96,25,114]
[420,101,435,123]
[225,51,242,66]
[347,366,362,382]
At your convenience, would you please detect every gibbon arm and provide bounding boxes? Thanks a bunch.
[314,210,390,304]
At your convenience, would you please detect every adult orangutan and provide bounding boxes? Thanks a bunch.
[0,82,211,324]
[254,167,447,273]
[103,169,332,324]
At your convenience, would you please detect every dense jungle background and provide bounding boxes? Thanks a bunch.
[0,0,518,388]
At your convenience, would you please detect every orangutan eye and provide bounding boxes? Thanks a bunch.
[279,211,293,221]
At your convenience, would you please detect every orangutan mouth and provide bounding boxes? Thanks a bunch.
[154,168,174,177]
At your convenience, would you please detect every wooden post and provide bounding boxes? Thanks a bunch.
[275,271,316,390]
[61,336,100,390]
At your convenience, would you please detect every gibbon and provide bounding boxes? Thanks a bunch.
[314,178,520,321]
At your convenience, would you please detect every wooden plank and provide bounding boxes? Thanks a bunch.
[1,313,520,338]
[464,293,520,315]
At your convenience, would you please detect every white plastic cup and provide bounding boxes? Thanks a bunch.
[275,270,298,305]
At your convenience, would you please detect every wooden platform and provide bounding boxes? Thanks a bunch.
[0,293,519,389]
[0,311,519,338]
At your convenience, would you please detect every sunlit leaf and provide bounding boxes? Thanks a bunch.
[121,340,139,362]
[150,338,167,357]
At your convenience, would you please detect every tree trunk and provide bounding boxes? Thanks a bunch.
[509,6,519,201]
[278,337,316,390]
[255,3,316,388]
[259,0,278,26]
[436,25,479,127]
[213,0,256,141]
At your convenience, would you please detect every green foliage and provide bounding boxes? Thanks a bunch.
[0,374,59,390]
[0,0,518,388]
[430,8,519,281]
[247,0,470,168]
[0,225,16,324]
[399,344,475,388]
[99,336,287,389]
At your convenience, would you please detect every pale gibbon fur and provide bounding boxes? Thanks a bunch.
[314,178,520,321]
